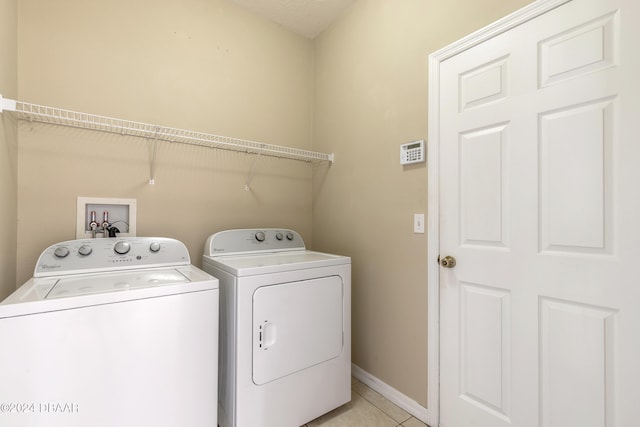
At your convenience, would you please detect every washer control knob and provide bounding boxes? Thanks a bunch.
[255,231,266,242]
[149,242,161,252]
[286,232,294,241]
[54,246,70,258]
[275,232,284,241]
[114,241,131,255]
[78,245,93,256]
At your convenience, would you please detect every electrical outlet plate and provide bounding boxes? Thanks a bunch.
[76,197,137,239]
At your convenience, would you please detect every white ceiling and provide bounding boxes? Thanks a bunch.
[229,0,355,39]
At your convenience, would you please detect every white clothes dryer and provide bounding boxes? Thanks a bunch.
[0,237,218,427]
[202,229,351,427]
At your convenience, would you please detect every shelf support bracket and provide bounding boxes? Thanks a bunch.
[245,152,262,191]
[149,127,160,185]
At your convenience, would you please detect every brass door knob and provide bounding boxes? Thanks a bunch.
[440,255,456,268]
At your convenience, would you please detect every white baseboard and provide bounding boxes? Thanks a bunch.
[351,363,430,425]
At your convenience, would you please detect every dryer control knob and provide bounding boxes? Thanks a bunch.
[255,231,266,242]
[286,232,294,241]
[78,245,93,256]
[149,242,161,252]
[54,246,70,258]
[275,232,284,240]
[114,241,131,255]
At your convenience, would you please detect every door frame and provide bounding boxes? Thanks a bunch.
[426,1,572,425]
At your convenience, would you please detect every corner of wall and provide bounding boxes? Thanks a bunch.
[0,0,18,298]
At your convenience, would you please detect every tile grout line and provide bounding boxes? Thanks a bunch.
[352,380,414,425]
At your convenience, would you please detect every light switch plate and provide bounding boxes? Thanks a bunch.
[414,213,425,233]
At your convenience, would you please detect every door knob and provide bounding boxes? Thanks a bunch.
[440,255,456,268]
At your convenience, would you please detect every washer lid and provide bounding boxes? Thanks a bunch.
[45,268,190,299]
[0,266,218,318]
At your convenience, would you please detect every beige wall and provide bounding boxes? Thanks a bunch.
[8,0,537,413]
[16,0,314,285]
[0,0,17,300]
[313,0,533,406]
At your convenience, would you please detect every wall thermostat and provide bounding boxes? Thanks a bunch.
[400,140,425,165]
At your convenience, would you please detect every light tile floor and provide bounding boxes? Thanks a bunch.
[302,377,430,427]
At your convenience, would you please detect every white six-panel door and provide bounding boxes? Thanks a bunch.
[433,0,640,426]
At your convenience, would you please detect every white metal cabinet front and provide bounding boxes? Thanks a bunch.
[0,289,218,427]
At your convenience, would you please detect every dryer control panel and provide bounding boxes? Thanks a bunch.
[204,229,305,256]
[34,237,191,277]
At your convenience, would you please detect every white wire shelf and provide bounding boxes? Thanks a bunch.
[0,95,334,164]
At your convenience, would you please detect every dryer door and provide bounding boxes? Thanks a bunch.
[252,276,343,385]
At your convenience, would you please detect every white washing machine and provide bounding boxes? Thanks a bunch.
[202,229,351,427]
[0,237,218,427]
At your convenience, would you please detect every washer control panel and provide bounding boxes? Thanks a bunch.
[205,229,305,256]
[34,237,191,277]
